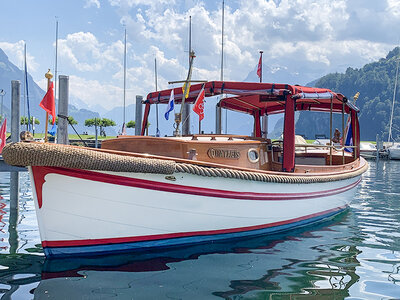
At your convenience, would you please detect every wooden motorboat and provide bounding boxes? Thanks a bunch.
[3,81,367,257]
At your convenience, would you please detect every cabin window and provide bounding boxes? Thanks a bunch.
[248,149,260,163]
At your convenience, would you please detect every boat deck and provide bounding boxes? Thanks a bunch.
[101,135,357,174]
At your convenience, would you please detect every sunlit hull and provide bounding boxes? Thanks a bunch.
[29,166,360,257]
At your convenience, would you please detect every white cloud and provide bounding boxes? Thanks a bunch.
[84,0,100,9]
[0,41,39,72]
[58,32,124,72]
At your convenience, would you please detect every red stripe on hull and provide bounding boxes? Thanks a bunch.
[31,166,361,209]
[42,205,347,248]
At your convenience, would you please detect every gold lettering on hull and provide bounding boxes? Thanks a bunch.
[207,148,241,159]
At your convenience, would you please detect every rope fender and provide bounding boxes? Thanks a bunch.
[2,142,368,184]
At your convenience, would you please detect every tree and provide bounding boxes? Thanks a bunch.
[126,120,135,128]
[50,116,78,125]
[21,116,40,125]
[85,117,116,137]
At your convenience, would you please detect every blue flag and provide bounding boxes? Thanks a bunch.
[48,123,57,136]
[344,121,353,152]
[164,89,174,120]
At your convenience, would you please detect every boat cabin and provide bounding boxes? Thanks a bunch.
[101,81,360,173]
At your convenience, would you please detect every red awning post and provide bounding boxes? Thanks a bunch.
[141,103,151,136]
[282,94,295,172]
[254,109,262,137]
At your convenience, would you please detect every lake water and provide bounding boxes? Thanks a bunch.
[0,160,399,299]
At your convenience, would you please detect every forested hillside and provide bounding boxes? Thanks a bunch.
[296,47,400,141]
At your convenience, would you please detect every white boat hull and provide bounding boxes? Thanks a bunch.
[389,147,400,160]
[29,166,360,257]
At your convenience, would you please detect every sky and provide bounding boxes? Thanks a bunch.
[0,0,400,112]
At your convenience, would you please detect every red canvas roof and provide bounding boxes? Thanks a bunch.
[145,81,358,115]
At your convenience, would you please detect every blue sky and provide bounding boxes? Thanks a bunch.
[1,0,400,111]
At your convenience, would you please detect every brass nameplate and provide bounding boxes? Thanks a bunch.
[207,148,240,159]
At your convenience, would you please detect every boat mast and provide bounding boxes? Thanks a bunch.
[24,42,32,131]
[123,27,127,129]
[388,57,399,143]
[23,42,27,129]
[221,0,227,133]
[155,57,159,136]
[54,18,59,121]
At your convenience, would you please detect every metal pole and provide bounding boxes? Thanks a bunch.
[11,81,20,143]
[123,27,127,127]
[216,103,222,134]
[95,118,98,148]
[0,89,5,119]
[57,75,69,145]
[329,96,333,165]
[10,81,20,232]
[135,95,143,135]
[342,100,345,165]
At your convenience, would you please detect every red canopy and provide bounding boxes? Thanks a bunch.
[145,81,358,115]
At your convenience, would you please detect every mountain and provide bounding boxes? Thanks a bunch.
[0,48,102,135]
[296,47,400,141]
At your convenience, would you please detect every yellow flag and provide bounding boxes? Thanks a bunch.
[182,82,191,99]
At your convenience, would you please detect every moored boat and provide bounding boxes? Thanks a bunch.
[3,81,367,257]
[388,143,400,159]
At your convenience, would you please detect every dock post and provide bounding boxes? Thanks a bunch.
[182,103,190,135]
[10,81,20,252]
[376,134,380,162]
[57,75,69,145]
[135,95,143,135]
[216,104,222,134]
[10,81,20,204]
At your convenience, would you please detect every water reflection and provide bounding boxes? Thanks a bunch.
[31,214,360,299]
[0,161,400,298]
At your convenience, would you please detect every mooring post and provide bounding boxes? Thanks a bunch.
[135,95,143,136]
[10,81,20,207]
[57,75,69,145]
[215,104,222,134]
[376,134,380,162]
[10,81,20,252]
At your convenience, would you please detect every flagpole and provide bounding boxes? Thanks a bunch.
[259,51,263,83]
[44,69,53,143]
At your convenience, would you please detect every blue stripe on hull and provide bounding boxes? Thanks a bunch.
[44,207,348,257]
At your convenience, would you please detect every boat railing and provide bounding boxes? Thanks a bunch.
[271,141,359,165]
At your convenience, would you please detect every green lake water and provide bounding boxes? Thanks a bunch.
[0,160,399,299]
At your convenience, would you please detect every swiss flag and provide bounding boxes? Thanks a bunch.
[192,86,205,121]
[40,81,56,124]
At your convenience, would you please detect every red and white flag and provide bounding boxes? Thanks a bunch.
[256,53,262,79]
[0,118,7,154]
[40,81,56,124]
[192,86,205,121]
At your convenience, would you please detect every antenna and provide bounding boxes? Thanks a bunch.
[220,0,224,81]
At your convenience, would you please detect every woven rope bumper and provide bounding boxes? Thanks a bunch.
[3,142,367,183]
[2,142,175,174]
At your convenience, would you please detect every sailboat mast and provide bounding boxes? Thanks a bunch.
[24,42,31,131]
[54,19,58,114]
[221,0,227,133]
[220,0,224,81]
[123,27,127,127]
[23,43,27,129]
[155,57,159,136]
[388,57,399,143]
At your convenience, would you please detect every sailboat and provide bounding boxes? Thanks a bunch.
[387,56,400,159]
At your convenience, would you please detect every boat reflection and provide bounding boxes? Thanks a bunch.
[32,212,362,299]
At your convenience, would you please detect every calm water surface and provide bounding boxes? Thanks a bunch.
[0,160,399,299]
